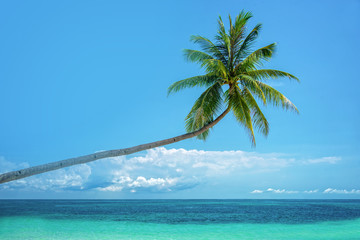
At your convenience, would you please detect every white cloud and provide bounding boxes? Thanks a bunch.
[304,189,319,194]
[127,147,293,172]
[303,157,341,165]
[251,188,360,194]
[129,176,178,188]
[97,176,179,192]
[0,148,342,194]
[266,188,299,194]
[323,188,360,194]
[0,163,91,191]
[251,188,316,194]
[97,185,123,192]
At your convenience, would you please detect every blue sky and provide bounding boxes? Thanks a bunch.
[0,0,359,199]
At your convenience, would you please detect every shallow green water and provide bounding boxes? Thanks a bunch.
[1,200,359,239]
[1,216,360,239]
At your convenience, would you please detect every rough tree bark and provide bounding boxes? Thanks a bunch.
[0,108,230,184]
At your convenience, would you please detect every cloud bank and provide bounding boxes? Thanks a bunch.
[251,188,300,194]
[251,188,360,194]
[323,188,360,194]
[0,147,343,194]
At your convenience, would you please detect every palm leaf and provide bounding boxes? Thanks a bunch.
[236,43,276,72]
[225,86,256,145]
[189,35,226,63]
[228,11,253,49]
[237,74,266,104]
[183,49,213,64]
[185,82,224,140]
[233,11,253,34]
[167,74,220,95]
[235,23,262,64]
[201,59,228,77]
[242,87,269,136]
[257,81,299,113]
[247,69,299,82]
[215,16,231,64]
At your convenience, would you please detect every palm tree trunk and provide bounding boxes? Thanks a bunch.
[0,108,230,184]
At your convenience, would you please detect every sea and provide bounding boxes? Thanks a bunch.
[0,199,359,239]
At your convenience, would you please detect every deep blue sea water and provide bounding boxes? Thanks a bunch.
[1,199,360,239]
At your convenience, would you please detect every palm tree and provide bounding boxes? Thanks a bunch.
[0,11,298,184]
[169,12,299,145]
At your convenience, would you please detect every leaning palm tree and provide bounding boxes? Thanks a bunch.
[0,11,298,184]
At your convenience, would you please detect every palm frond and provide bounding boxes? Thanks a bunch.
[236,43,276,72]
[229,11,253,51]
[189,35,226,63]
[217,16,227,39]
[215,16,231,64]
[183,49,214,64]
[225,86,256,145]
[185,82,224,140]
[201,59,228,77]
[167,74,220,95]
[242,87,269,136]
[247,69,299,82]
[257,81,299,113]
[237,74,266,104]
[235,23,262,64]
[234,10,253,33]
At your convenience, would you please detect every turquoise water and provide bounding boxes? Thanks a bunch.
[1,200,360,239]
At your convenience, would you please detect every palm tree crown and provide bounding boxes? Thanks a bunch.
[168,11,299,146]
